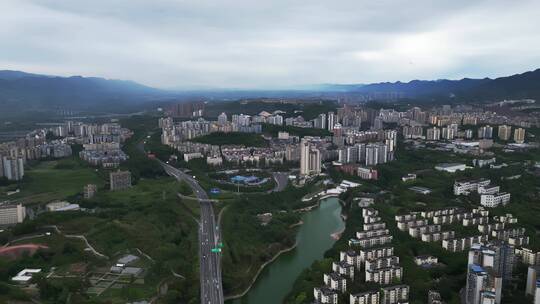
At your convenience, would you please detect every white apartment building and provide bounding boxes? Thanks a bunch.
[409,224,441,238]
[397,219,428,231]
[442,235,489,252]
[365,265,403,285]
[454,179,491,195]
[314,287,338,304]
[414,255,438,266]
[478,185,500,195]
[360,246,394,263]
[363,222,386,231]
[365,256,400,271]
[509,235,529,247]
[356,229,389,240]
[0,202,26,225]
[395,213,417,222]
[323,272,347,293]
[481,193,511,208]
[340,250,361,270]
[350,235,393,248]
[516,248,540,266]
[362,208,378,217]
[491,227,525,241]
[381,285,410,304]
[332,261,355,279]
[350,290,380,304]
[421,231,455,242]
[183,152,203,162]
[300,139,321,176]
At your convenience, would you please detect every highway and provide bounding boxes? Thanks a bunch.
[161,162,224,304]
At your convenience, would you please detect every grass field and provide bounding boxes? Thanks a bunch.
[0,157,103,204]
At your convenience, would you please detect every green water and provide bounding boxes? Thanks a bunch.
[229,197,345,304]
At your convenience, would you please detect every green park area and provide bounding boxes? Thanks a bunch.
[220,181,325,296]
[1,175,201,304]
[0,157,103,204]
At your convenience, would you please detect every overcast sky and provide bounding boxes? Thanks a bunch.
[1,0,539,89]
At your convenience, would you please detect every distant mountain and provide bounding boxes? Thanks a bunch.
[0,70,174,113]
[465,69,540,101]
[1,68,539,116]
[353,78,491,97]
[325,68,540,102]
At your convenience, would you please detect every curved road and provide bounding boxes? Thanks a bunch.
[161,162,224,304]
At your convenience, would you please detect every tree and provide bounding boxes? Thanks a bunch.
[293,292,307,304]
[179,181,194,196]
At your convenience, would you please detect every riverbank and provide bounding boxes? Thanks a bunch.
[224,241,298,301]
[228,197,345,304]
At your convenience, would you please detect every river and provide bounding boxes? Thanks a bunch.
[229,197,345,304]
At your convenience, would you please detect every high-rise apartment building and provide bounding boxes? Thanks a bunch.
[300,139,321,176]
[426,127,441,141]
[1,156,24,181]
[466,265,488,304]
[514,128,525,144]
[497,125,512,141]
[110,170,132,191]
[478,125,493,139]
[327,112,336,131]
[217,112,228,125]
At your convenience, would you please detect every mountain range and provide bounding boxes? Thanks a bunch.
[0,68,539,115]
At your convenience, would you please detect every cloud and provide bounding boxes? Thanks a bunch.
[1,0,539,89]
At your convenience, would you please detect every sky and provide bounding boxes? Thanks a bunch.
[1,0,539,89]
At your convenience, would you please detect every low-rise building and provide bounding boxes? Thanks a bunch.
[414,255,438,266]
[516,248,540,266]
[508,235,529,247]
[183,152,203,162]
[480,192,511,208]
[421,231,455,242]
[11,269,41,285]
[356,229,389,240]
[435,163,467,173]
[0,202,26,226]
[395,213,417,222]
[359,247,394,262]
[83,184,97,199]
[349,235,393,248]
[442,235,489,252]
[365,256,400,271]
[491,227,525,241]
[454,179,491,195]
[381,284,410,304]
[478,223,505,234]
[409,224,441,238]
[397,219,428,231]
[46,201,80,212]
[463,217,489,227]
[363,222,386,231]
